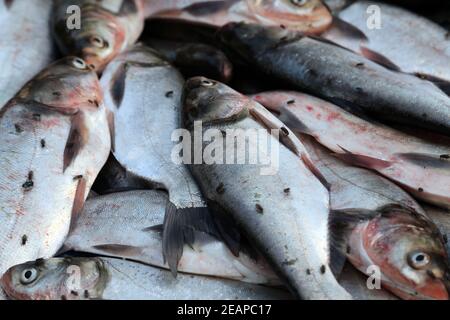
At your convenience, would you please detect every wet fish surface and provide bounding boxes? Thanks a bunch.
[182,77,352,300]
[253,91,450,209]
[52,0,145,72]
[0,0,56,109]
[62,190,281,285]
[322,1,450,87]
[301,137,450,300]
[145,0,332,34]
[219,23,450,135]
[0,57,111,276]
[1,257,292,300]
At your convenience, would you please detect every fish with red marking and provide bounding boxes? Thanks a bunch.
[0,57,111,276]
[144,0,332,34]
[52,0,145,72]
[252,91,450,209]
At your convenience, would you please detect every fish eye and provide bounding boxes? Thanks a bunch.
[90,36,106,48]
[72,58,87,70]
[408,252,431,270]
[290,0,308,6]
[20,268,38,285]
[201,80,215,87]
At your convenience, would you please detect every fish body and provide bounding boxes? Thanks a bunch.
[322,1,450,84]
[1,257,292,300]
[301,137,450,300]
[182,77,352,300]
[0,0,55,109]
[219,23,450,135]
[0,57,111,276]
[62,190,281,285]
[253,91,450,209]
[52,0,145,72]
[145,0,332,34]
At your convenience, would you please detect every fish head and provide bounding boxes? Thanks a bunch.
[0,258,107,300]
[218,23,297,62]
[15,57,102,111]
[182,77,250,128]
[246,0,332,33]
[353,206,450,300]
[53,4,127,72]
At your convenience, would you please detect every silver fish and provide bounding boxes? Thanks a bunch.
[301,137,450,300]
[322,1,450,89]
[1,257,292,300]
[218,23,450,135]
[0,0,55,109]
[253,91,450,209]
[100,44,220,275]
[0,57,111,276]
[182,77,352,300]
[62,190,281,286]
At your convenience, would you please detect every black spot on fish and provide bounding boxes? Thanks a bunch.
[440,155,450,160]
[165,91,174,98]
[282,259,298,266]
[32,114,41,121]
[418,187,424,192]
[355,62,364,68]
[61,295,67,300]
[306,269,311,275]
[284,188,290,195]
[355,87,364,93]
[52,91,61,97]
[40,139,46,148]
[4,0,13,9]
[216,183,225,194]
[21,235,27,246]
[73,175,83,181]
[280,24,286,29]
[320,265,326,274]
[287,100,295,105]
[443,234,448,244]
[280,127,289,136]
[22,171,34,191]
[255,204,264,214]
[84,290,90,298]
[70,291,79,296]
[15,123,23,133]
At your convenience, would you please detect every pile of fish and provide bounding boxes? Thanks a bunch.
[0,0,449,300]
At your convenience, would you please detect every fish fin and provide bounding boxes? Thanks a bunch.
[69,177,87,232]
[92,244,144,256]
[414,73,450,96]
[110,63,127,108]
[360,46,401,72]
[64,113,88,172]
[106,109,115,152]
[330,17,368,42]
[162,202,241,276]
[333,146,392,170]
[395,153,450,169]
[328,208,378,277]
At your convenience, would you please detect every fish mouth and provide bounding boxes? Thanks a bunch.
[383,277,450,300]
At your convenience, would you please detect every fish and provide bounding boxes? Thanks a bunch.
[0,57,111,276]
[300,137,450,300]
[252,91,450,209]
[0,0,56,109]
[142,38,233,82]
[218,23,450,136]
[52,0,145,72]
[61,190,281,286]
[0,257,292,300]
[322,1,450,90]
[145,0,333,34]
[100,44,231,276]
[182,76,352,300]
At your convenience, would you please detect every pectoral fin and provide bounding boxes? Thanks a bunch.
[64,113,89,172]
